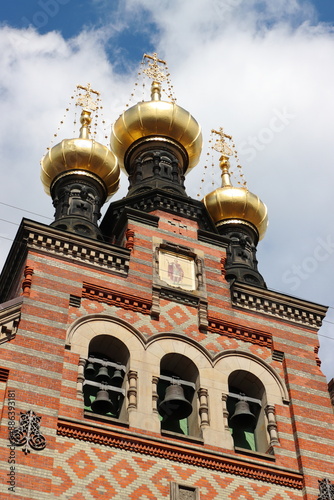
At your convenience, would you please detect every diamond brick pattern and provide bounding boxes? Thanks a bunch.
[52,437,303,500]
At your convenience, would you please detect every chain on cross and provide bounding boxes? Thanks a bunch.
[143,53,168,83]
[211,128,234,157]
[76,83,100,112]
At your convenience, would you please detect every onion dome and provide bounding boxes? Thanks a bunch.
[40,84,120,240]
[202,129,268,242]
[203,155,268,241]
[41,87,119,201]
[110,54,202,175]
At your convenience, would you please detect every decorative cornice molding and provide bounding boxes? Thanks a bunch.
[231,282,327,329]
[57,419,303,489]
[207,317,272,348]
[0,297,22,344]
[0,220,131,301]
[100,189,217,237]
[26,223,130,276]
[82,282,151,315]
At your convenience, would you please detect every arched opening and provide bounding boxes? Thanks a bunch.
[157,353,199,437]
[83,335,130,421]
[228,370,268,453]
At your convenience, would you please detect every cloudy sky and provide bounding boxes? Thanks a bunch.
[0,0,334,379]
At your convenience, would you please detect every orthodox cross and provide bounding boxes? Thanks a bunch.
[76,83,100,112]
[143,53,167,83]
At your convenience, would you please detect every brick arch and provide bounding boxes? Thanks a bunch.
[66,313,146,358]
[213,350,289,404]
[145,334,212,378]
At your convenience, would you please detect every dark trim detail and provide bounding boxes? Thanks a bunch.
[69,295,81,308]
[230,281,327,329]
[100,188,217,239]
[272,350,285,362]
[0,367,9,383]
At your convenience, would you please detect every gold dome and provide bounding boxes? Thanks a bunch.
[203,157,268,240]
[110,84,202,173]
[41,110,120,199]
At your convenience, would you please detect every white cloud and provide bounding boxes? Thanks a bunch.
[0,0,334,379]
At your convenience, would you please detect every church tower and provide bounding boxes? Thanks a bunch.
[0,53,333,500]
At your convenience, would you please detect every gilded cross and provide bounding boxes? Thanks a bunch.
[143,53,167,83]
[211,128,234,156]
[76,83,100,112]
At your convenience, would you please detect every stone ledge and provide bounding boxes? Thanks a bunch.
[231,282,327,329]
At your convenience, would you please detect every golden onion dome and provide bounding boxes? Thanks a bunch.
[110,81,202,173]
[41,109,120,200]
[203,156,268,240]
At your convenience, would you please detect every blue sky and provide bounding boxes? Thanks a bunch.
[1,0,334,68]
[0,0,334,378]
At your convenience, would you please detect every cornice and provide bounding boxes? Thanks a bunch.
[57,419,303,489]
[0,296,23,344]
[207,316,272,348]
[82,282,151,315]
[100,188,217,237]
[0,219,130,301]
[231,282,327,330]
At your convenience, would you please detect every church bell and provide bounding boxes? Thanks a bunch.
[158,384,193,420]
[84,362,96,379]
[111,367,124,387]
[229,399,257,430]
[95,365,112,384]
[91,389,114,414]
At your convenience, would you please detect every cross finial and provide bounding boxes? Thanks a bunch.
[211,128,234,156]
[143,53,167,83]
[76,83,100,112]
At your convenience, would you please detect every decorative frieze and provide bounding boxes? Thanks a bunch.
[231,282,327,329]
[57,419,304,489]
[208,317,272,348]
[82,282,151,315]
[13,220,131,276]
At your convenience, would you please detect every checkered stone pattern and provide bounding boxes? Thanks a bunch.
[51,437,303,500]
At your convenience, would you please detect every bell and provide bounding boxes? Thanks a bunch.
[91,389,114,414]
[158,384,193,420]
[230,399,256,430]
[84,362,96,380]
[111,368,124,388]
[95,366,112,384]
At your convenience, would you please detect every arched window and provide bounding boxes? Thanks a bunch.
[83,335,129,421]
[157,353,199,437]
[227,370,269,453]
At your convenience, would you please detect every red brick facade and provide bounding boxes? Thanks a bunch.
[0,203,333,500]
